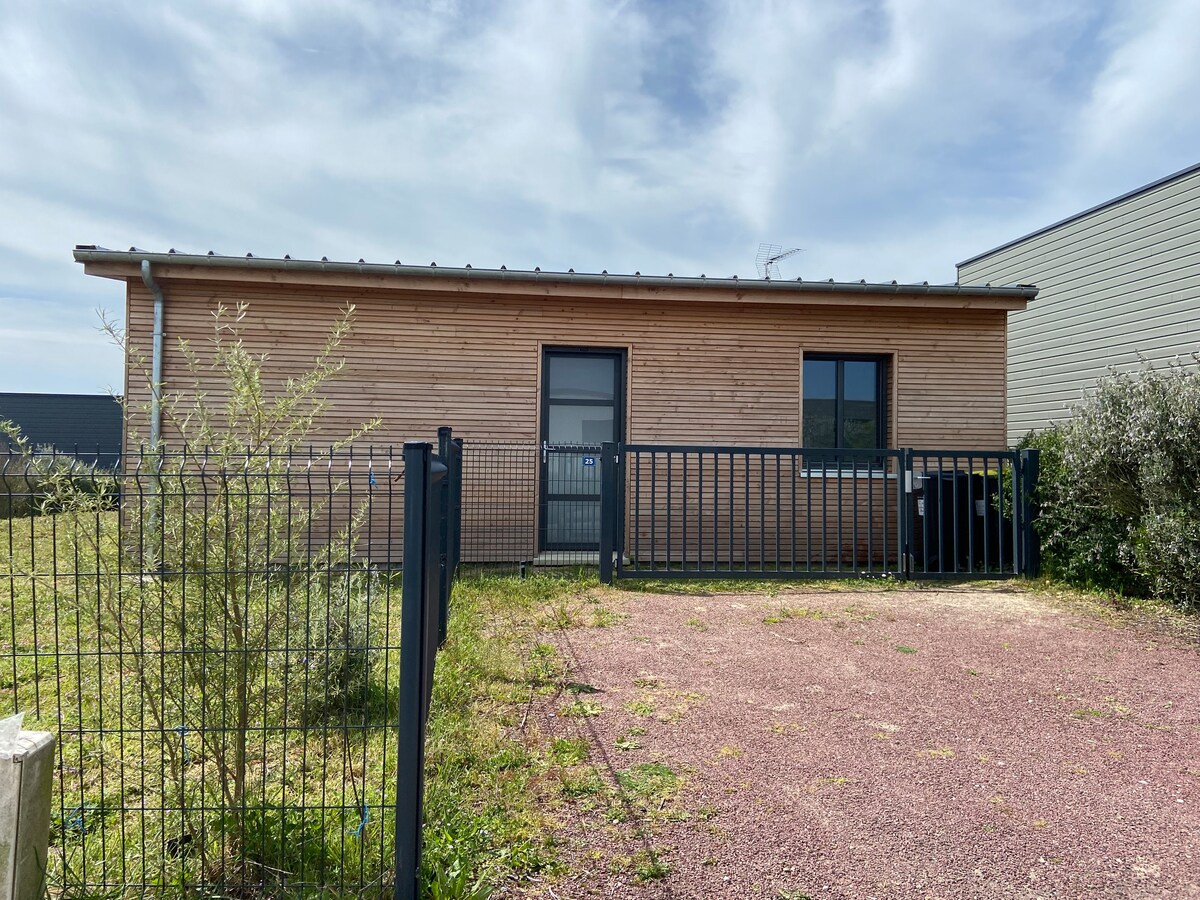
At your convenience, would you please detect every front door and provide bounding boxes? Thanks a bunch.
[539,348,625,551]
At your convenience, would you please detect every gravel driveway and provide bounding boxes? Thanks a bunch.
[530,585,1200,899]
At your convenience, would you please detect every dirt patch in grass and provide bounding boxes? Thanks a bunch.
[527,584,1200,899]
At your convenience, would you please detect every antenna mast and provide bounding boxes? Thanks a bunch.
[755,243,803,279]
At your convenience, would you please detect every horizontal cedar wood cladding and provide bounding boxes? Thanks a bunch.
[118,275,1012,451]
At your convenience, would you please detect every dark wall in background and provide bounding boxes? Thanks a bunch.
[0,393,123,466]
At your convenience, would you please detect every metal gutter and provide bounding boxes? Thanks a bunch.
[956,159,1200,270]
[75,247,1038,300]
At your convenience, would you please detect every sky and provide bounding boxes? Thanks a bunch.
[2,0,1198,393]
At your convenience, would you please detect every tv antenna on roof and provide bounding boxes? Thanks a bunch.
[755,243,803,279]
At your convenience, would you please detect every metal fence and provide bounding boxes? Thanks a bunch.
[459,441,537,572]
[458,440,608,571]
[395,432,461,900]
[1,429,1037,893]
[0,434,466,897]
[600,443,1040,582]
[909,450,1033,579]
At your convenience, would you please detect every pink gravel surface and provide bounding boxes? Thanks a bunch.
[527,586,1200,899]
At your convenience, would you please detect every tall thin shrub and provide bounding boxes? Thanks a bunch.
[44,302,384,886]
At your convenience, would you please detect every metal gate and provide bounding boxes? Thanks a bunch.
[598,442,1039,582]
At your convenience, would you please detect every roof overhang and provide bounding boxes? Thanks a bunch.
[75,247,1037,311]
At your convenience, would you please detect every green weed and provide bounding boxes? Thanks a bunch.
[624,698,656,717]
[616,724,649,750]
[763,606,825,625]
[560,699,604,718]
[591,606,626,627]
[549,738,590,766]
[559,771,605,798]
[632,848,671,881]
[616,763,681,803]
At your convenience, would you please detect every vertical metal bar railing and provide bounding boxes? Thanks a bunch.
[666,453,673,572]
[599,443,616,585]
[898,449,910,579]
[436,428,452,646]
[649,451,657,574]
[682,451,688,572]
[805,452,813,573]
[851,457,859,574]
[774,455,781,574]
[1020,448,1040,577]
[599,444,1031,583]
[727,452,733,573]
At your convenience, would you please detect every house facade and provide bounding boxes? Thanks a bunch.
[958,161,1200,443]
[75,247,1034,562]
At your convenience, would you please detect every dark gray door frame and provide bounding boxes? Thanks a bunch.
[539,346,627,551]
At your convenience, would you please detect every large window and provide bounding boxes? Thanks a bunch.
[803,354,887,449]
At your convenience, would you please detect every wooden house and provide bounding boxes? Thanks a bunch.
[75,247,1035,565]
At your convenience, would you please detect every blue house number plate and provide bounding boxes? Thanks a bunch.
[582,456,596,467]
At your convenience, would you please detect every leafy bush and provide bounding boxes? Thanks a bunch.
[0,427,117,518]
[1020,425,1141,595]
[1024,355,1200,607]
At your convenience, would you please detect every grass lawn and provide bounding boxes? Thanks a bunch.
[1,511,592,897]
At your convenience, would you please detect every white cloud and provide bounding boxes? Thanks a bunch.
[1064,0,1200,189]
[1,0,1198,390]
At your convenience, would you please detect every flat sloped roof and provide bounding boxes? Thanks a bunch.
[75,247,1037,308]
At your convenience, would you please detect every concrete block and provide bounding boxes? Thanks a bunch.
[0,731,55,900]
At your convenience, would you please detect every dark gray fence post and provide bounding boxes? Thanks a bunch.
[900,449,913,580]
[450,437,463,580]
[395,441,432,900]
[599,441,617,584]
[1019,447,1041,577]
[436,427,452,646]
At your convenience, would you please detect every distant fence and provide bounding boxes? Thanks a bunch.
[600,443,1040,582]
[0,432,464,897]
[0,391,123,470]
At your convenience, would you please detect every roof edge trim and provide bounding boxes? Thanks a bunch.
[956,160,1200,270]
[74,248,1038,299]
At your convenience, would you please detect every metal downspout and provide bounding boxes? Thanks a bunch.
[140,260,165,450]
[140,260,165,563]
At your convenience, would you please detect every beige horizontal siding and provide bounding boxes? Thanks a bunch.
[959,167,1200,442]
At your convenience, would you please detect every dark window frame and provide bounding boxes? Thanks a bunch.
[540,346,627,447]
[802,352,889,450]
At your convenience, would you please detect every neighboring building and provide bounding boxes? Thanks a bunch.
[958,162,1200,444]
[0,392,123,467]
[75,246,1034,560]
